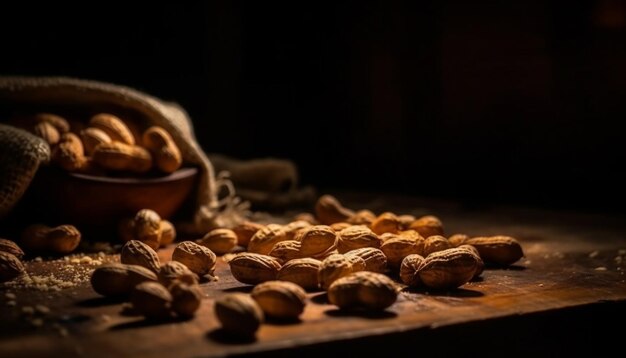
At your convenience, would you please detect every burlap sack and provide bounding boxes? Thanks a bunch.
[0,76,246,233]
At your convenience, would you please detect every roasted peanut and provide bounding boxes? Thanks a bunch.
[247,224,287,255]
[53,133,85,171]
[328,271,398,311]
[295,225,337,258]
[133,209,162,250]
[229,253,282,285]
[448,234,469,247]
[344,247,388,273]
[0,239,25,259]
[281,220,312,240]
[458,244,484,278]
[314,195,355,225]
[337,225,381,253]
[268,240,303,262]
[347,210,377,226]
[417,248,479,289]
[399,254,424,287]
[172,241,217,276]
[0,252,25,282]
[330,222,351,232]
[158,261,198,288]
[21,224,81,254]
[142,126,182,173]
[199,228,238,255]
[318,254,364,290]
[33,113,70,133]
[398,214,416,230]
[80,127,111,155]
[92,142,152,173]
[90,113,135,145]
[294,212,318,225]
[232,221,264,248]
[409,215,444,238]
[380,236,424,269]
[33,121,60,145]
[170,281,203,317]
[251,281,307,320]
[120,240,161,273]
[90,263,157,297]
[422,235,452,257]
[464,236,524,266]
[130,281,172,318]
[159,220,176,247]
[277,258,321,291]
[214,293,264,337]
[370,212,401,235]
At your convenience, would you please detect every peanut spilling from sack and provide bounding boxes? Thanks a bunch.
[119,209,176,249]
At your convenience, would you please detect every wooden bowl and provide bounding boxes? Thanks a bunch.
[18,166,198,236]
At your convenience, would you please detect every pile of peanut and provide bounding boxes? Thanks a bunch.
[84,194,524,337]
[16,112,182,175]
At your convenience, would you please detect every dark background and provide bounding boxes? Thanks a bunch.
[2,0,626,213]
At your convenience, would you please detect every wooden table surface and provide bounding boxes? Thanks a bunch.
[1,194,626,357]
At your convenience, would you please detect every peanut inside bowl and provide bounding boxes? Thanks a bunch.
[8,112,197,238]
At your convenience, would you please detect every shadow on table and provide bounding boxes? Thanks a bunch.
[401,287,484,298]
[206,328,257,345]
[323,308,397,319]
[109,316,191,330]
[76,296,126,307]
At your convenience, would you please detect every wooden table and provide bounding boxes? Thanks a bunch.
[1,194,626,357]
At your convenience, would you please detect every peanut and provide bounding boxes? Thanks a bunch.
[21,224,81,254]
[80,127,111,155]
[142,126,182,173]
[318,253,363,290]
[398,214,416,230]
[158,261,199,288]
[130,281,172,319]
[53,133,85,171]
[330,222,351,232]
[251,281,307,320]
[170,281,203,317]
[159,220,177,247]
[281,220,312,240]
[399,254,424,287]
[33,113,70,133]
[214,293,264,337]
[328,271,398,311]
[247,224,287,255]
[458,244,484,278]
[90,263,157,297]
[90,113,135,145]
[277,258,321,291]
[0,239,25,259]
[370,212,401,235]
[347,209,376,226]
[120,240,161,273]
[448,234,469,247]
[417,248,479,289]
[380,236,424,269]
[422,235,452,257]
[344,247,388,273]
[198,228,238,255]
[464,236,524,266]
[0,252,25,282]
[337,225,381,253]
[409,215,444,238]
[314,195,355,225]
[294,212,318,225]
[232,221,264,248]
[229,253,282,285]
[268,240,303,262]
[172,241,217,276]
[295,225,337,258]
[133,209,162,250]
[33,121,60,145]
[92,142,152,173]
